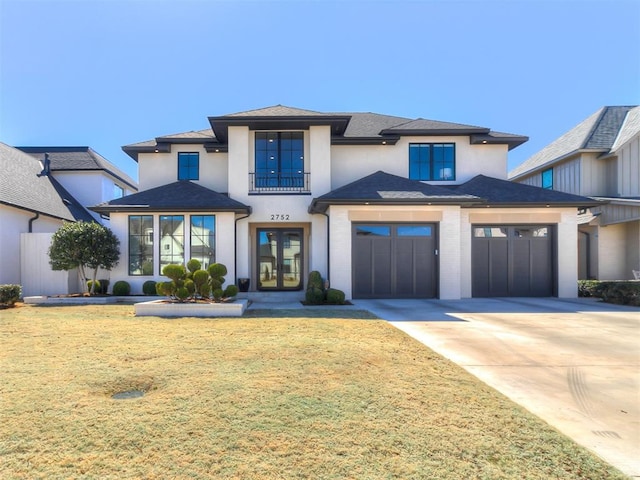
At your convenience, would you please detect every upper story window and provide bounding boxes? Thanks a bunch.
[253,132,307,192]
[113,184,124,199]
[409,143,455,181]
[541,168,553,189]
[178,152,199,181]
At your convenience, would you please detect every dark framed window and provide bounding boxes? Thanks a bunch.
[129,215,154,275]
[178,152,199,180]
[255,132,304,188]
[160,215,185,269]
[409,143,455,181]
[541,168,553,189]
[190,215,215,269]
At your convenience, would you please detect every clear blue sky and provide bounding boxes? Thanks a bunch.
[1,0,639,182]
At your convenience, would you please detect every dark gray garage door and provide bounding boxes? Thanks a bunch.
[472,225,555,297]
[352,224,437,298]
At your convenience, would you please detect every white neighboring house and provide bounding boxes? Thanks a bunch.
[509,106,640,280]
[93,105,597,299]
[0,144,138,295]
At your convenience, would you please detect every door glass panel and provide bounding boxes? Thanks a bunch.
[474,227,508,238]
[514,227,548,238]
[355,226,391,236]
[282,232,301,288]
[397,225,432,236]
[258,230,278,288]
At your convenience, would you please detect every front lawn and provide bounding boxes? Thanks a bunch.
[0,305,626,479]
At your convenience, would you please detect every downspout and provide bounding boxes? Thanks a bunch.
[28,212,40,233]
[234,212,251,285]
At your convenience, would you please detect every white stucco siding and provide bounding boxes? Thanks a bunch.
[331,137,508,189]
[138,145,229,194]
[227,127,250,200]
[309,126,332,196]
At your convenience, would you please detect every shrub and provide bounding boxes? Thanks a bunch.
[112,280,131,296]
[187,258,201,273]
[87,280,100,294]
[0,284,21,307]
[579,280,640,306]
[326,288,346,305]
[158,259,234,303]
[578,280,600,297]
[223,285,239,298]
[142,280,157,295]
[305,271,326,304]
[97,279,110,295]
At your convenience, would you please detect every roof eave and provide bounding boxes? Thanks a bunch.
[122,144,171,162]
[470,134,529,150]
[331,136,401,145]
[308,198,484,213]
[509,148,608,180]
[90,205,251,214]
[380,127,490,136]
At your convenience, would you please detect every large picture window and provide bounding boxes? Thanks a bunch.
[129,215,154,275]
[255,132,304,188]
[178,152,199,180]
[160,215,185,269]
[190,215,215,269]
[409,143,455,181]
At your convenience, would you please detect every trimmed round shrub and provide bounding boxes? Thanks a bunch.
[176,287,189,301]
[142,280,157,295]
[162,264,186,282]
[87,280,100,294]
[224,285,239,298]
[308,271,324,289]
[305,286,325,304]
[326,288,346,305]
[156,281,173,296]
[112,280,131,296]
[212,288,224,301]
[185,279,196,295]
[208,263,227,278]
[187,258,201,273]
[192,270,209,287]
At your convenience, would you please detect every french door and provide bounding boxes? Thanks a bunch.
[257,228,303,290]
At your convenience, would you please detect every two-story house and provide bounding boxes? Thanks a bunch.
[93,105,596,299]
[509,106,640,280]
[0,143,137,295]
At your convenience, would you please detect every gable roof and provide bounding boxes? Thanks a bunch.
[0,142,94,221]
[509,106,638,180]
[611,106,640,152]
[453,175,599,207]
[308,171,483,213]
[123,105,527,160]
[91,180,251,214]
[17,146,138,190]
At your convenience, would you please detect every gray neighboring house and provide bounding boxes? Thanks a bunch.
[509,106,640,280]
[0,143,137,295]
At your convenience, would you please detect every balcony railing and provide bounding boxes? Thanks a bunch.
[249,172,310,194]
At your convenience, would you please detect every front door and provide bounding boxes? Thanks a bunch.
[257,228,303,290]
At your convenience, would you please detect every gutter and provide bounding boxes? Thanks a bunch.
[234,211,252,287]
[28,212,40,233]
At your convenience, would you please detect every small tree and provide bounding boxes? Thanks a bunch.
[49,221,120,294]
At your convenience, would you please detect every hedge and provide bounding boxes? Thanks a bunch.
[578,280,640,306]
[0,284,22,307]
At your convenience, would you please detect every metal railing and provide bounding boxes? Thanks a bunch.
[249,172,310,193]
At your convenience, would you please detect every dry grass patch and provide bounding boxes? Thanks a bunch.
[0,304,626,479]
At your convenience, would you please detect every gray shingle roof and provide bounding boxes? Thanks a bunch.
[454,175,599,207]
[509,106,638,179]
[611,106,640,151]
[0,142,93,221]
[124,105,527,159]
[309,171,482,213]
[17,146,138,189]
[91,181,250,214]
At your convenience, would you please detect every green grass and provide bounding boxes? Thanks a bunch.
[0,304,627,479]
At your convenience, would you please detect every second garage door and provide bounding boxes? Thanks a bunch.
[352,223,438,299]
[472,225,555,297]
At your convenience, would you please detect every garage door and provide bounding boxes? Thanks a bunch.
[352,223,438,298]
[472,225,554,297]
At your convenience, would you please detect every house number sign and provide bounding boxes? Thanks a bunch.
[270,214,290,221]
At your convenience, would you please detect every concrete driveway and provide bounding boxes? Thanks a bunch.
[353,297,640,478]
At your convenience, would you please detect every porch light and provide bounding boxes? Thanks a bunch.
[482,140,488,144]
[382,141,387,145]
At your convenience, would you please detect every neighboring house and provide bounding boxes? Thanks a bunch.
[16,146,138,224]
[93,105,596,299]
[0,143,138,295]
[509,106,640,280]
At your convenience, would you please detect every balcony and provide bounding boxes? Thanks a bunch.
[249,172,310,194]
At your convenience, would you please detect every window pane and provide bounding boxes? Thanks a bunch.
[514,227,548,238]
[160,215,185,269]
[474,227,508,238]
[542,168,553,189]
[178,153,199,180]
[129,215,154,275]
[190,215,215,269]
[397,225,432,236]
[356,226,391,236]
[254,132,304,188]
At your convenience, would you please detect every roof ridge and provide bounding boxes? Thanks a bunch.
[580,106,609,149]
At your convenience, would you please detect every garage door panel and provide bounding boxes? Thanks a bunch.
[489,239,510,296]
[373,239,392,296]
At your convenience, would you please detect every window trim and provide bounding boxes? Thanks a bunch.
[409,143,456,181]
[128,215,154,276]
[159,215,185,269]
[177,152,200,181]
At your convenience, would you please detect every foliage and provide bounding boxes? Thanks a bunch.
[160,260,236,303]
[112,281,131,296]
[142,280,157,296]
[305,270,326,304]
[326,288,346,305]
[0,284,21,307]
[87,280,101,294]
[48,221,120,294]
[97,279,110,295]
[578,280,640,306]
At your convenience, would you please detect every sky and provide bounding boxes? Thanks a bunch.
[1,0,639,182]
